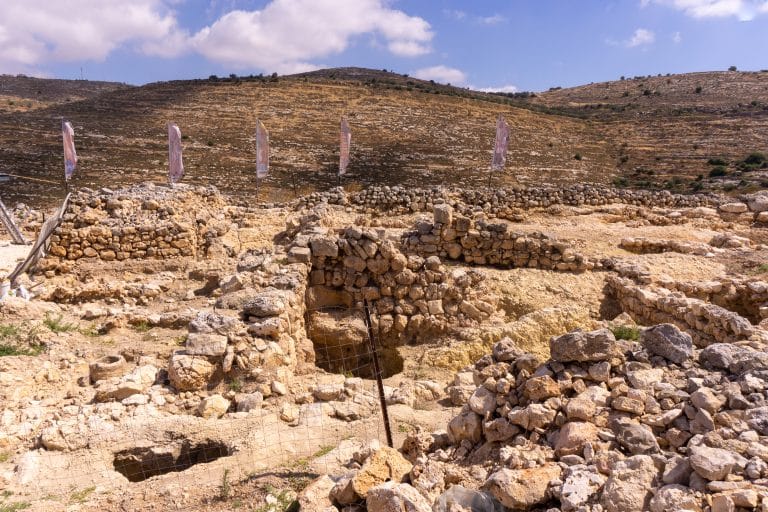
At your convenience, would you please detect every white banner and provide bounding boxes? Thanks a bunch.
[62,120,77,181]
[339,117,351,175]
[256,119,269,178]
[491,114,509,171]
[168,123,184,184]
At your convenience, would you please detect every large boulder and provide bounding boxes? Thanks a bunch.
[484,464,561,510]
[689,445,746,481]
[641,324,692,364]
[352,447,413,498]
[168,352,216,391]
[550,329,622,363]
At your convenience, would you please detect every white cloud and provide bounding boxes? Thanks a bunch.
[443,9,467,20]
[478,14,506,25]
[473,84,519,93]
[645,0,768,21]
[672,31,683,42]
[0,0,432,76]
[0,0,186,73]
[413,65,466,85]
[191,0,433,72]
[626,28,656,47]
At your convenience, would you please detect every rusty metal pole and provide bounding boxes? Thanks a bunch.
[363,299,393,448]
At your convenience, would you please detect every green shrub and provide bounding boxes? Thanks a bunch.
[695,86,702,94]
[611,325,640,341]
[709,166,727,177]
[707,157,728,166]
[43,313,77,333]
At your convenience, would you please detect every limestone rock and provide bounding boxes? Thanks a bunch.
[555,421,599,457]
[352,447,413,498]
[185,333,228,356]
[168,353,216,391]
[561,465,606,511]
[198,394,230,418]
[649,484,702,512]
[484,464,561,510]
[365,482,431,512]
[614,419,660,455]
[641,323,693,364]
[297,475,336,512]
[689,446,746,481]
[448,408,482,444]
[600,455,658,512]
[550,328,621,363]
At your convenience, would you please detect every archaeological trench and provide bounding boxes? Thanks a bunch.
[2,182,768,511]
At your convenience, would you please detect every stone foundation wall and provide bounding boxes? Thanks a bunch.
[302,224,498,342]
[607,275,759,346]
[47,184,233,263]
[656,277,768,325]
[619,237,714,256]
[297,184,720,217]
[402,204,597,272]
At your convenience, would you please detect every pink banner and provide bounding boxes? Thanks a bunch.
[491,114,509,171]
[256,119,269,178]
[168,123,184,184]
[339,117,351,175]
[62,120,77,181]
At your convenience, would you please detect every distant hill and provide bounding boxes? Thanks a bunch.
[0,75,131,114]
[0,68,765,206]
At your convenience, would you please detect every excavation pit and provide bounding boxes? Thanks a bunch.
[113,440,231,482]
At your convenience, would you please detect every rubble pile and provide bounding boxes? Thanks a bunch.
[322,324,768,511]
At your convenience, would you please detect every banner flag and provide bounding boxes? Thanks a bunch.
[62,120,77,181]
[339,117,351,175]
[256,119,269,178]
[168,123,184,184]
[491,114,510,171]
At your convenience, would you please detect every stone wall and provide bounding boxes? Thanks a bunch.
[402,204,597,272]
[619,237,715,256]
[301,223,498,343]
[297,184,720,217]
[656,276,768,325]
[606,275,759,346]
[47,183,233,262]
[168,250,313,394]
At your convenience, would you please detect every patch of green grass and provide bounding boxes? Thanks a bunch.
[228,377,243,393]
[0,452,10,463]
[0,322,44,357]
[312,445,334,458]
[255,485,298,512]
[78,324,101,337]
[754,264,768,274]
[69,486,95,504]
[43,313,77,333]
[0,502,31,512]
[131,321,152,333]
[219,469,231,501]
[0,324,20,338]
[611,325,640,341]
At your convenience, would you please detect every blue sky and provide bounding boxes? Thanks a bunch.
[1,0,766,91]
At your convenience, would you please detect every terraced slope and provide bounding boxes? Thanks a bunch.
[0,73,614,206]
[526,71,768,191]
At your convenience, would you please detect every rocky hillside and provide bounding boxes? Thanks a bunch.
[0,69,766,208]
[0,75,130,113]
